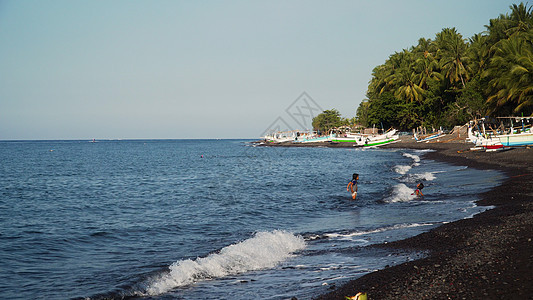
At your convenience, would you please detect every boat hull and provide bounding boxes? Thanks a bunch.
[331,137,361,143]
[497,133,533,147]
[360,138,397,147]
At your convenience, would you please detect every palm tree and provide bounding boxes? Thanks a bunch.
[485,14,510,45]
[411,38,442,89]
[485,3,533,54]
[467,33,490,77]
[513,50,533,112]
[368,64,392,97]
[389,66,425,103]
[368,50,415,97]
[505,3,533,37]
[412,37,436,59]
[435,28,470,88]
[485,34,533,114]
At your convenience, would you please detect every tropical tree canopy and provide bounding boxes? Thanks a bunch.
[356,2,533,130]
[312,109,357,133]
[312,109,343,133]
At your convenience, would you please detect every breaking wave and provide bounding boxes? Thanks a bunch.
[143,230,306,296]
[402,153,420,163]
[403,172,436,183]
[394,165,412,175]
[385,183,418,203]
[394,152,423,175]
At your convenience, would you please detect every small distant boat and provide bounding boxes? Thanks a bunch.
[262,131,297,143]
[294,131,335,143]
[414,129,445,143]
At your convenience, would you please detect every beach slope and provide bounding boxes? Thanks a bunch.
[316,138,533,299]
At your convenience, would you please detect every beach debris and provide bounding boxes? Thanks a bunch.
[345,292,367,300]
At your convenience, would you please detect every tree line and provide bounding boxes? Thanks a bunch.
[355,2,533,131]
[311,109,357,134]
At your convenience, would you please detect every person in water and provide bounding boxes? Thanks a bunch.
[347,173,359,200]
[414,182,424,196]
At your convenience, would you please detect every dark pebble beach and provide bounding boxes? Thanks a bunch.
[310,137,533,299]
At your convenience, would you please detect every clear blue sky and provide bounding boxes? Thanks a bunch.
[0,0,519,139]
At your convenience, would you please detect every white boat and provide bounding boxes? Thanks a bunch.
[331,133,363,143]
[355,129,399,147]
[467,123,504,150]
[497,131,533,146]
[262,131,297,143]
[468,117,533,148]
[295,132,335,143]
[494,117,533,146]
[414,129,445,143]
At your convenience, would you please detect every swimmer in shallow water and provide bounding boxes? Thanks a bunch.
[414,182,424,197]
[347,173,359,200]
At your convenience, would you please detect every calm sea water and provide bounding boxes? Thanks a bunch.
[0,140,505,300]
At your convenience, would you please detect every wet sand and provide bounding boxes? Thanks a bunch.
[312,137,533,299]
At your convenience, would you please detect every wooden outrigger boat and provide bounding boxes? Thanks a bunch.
[467,117,533,150]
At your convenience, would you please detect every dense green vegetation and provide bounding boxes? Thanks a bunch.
[356,2,533,130]
[311,109,357,133]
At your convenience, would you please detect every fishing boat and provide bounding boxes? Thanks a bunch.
[295,132,335,143]
[467,117,533,149]
[467,123,504,150]
[494,117,533,147]
[262,131,297,143]
[497,131,533,146]
[331,133,363,143]
[355,129,399,147]
[414,129,445,143]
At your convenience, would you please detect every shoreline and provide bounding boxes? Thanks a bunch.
[307,138,533,299]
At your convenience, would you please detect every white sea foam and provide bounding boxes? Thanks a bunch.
[395,152,424,174]
[394,165,412,175]
[416,172,436,181]
[404,172,436,183]
[324,223,435,240]
[385,183,418,202]
[144,230,306,296]
[402,153,421,163]
[414,149,435,153]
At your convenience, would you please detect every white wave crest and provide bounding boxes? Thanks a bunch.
[403,172,436,183]
[385,184,417,203]
[415,172,436,181]
[414,149,435,153]
[324,223,436,240]
[394,165,412,175]
[403,153,421,163]
[144,230,306,295]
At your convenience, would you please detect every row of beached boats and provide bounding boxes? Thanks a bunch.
[261,117,533,150]
[467,117,533,151]
[261,128,400,147]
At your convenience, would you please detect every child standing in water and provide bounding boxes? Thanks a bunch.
[347,173,359,200]
[414,182,424,197]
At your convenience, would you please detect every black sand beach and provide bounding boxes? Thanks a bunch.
[311,138,533,299]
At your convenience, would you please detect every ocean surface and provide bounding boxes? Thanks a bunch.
[0,139,505,300]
